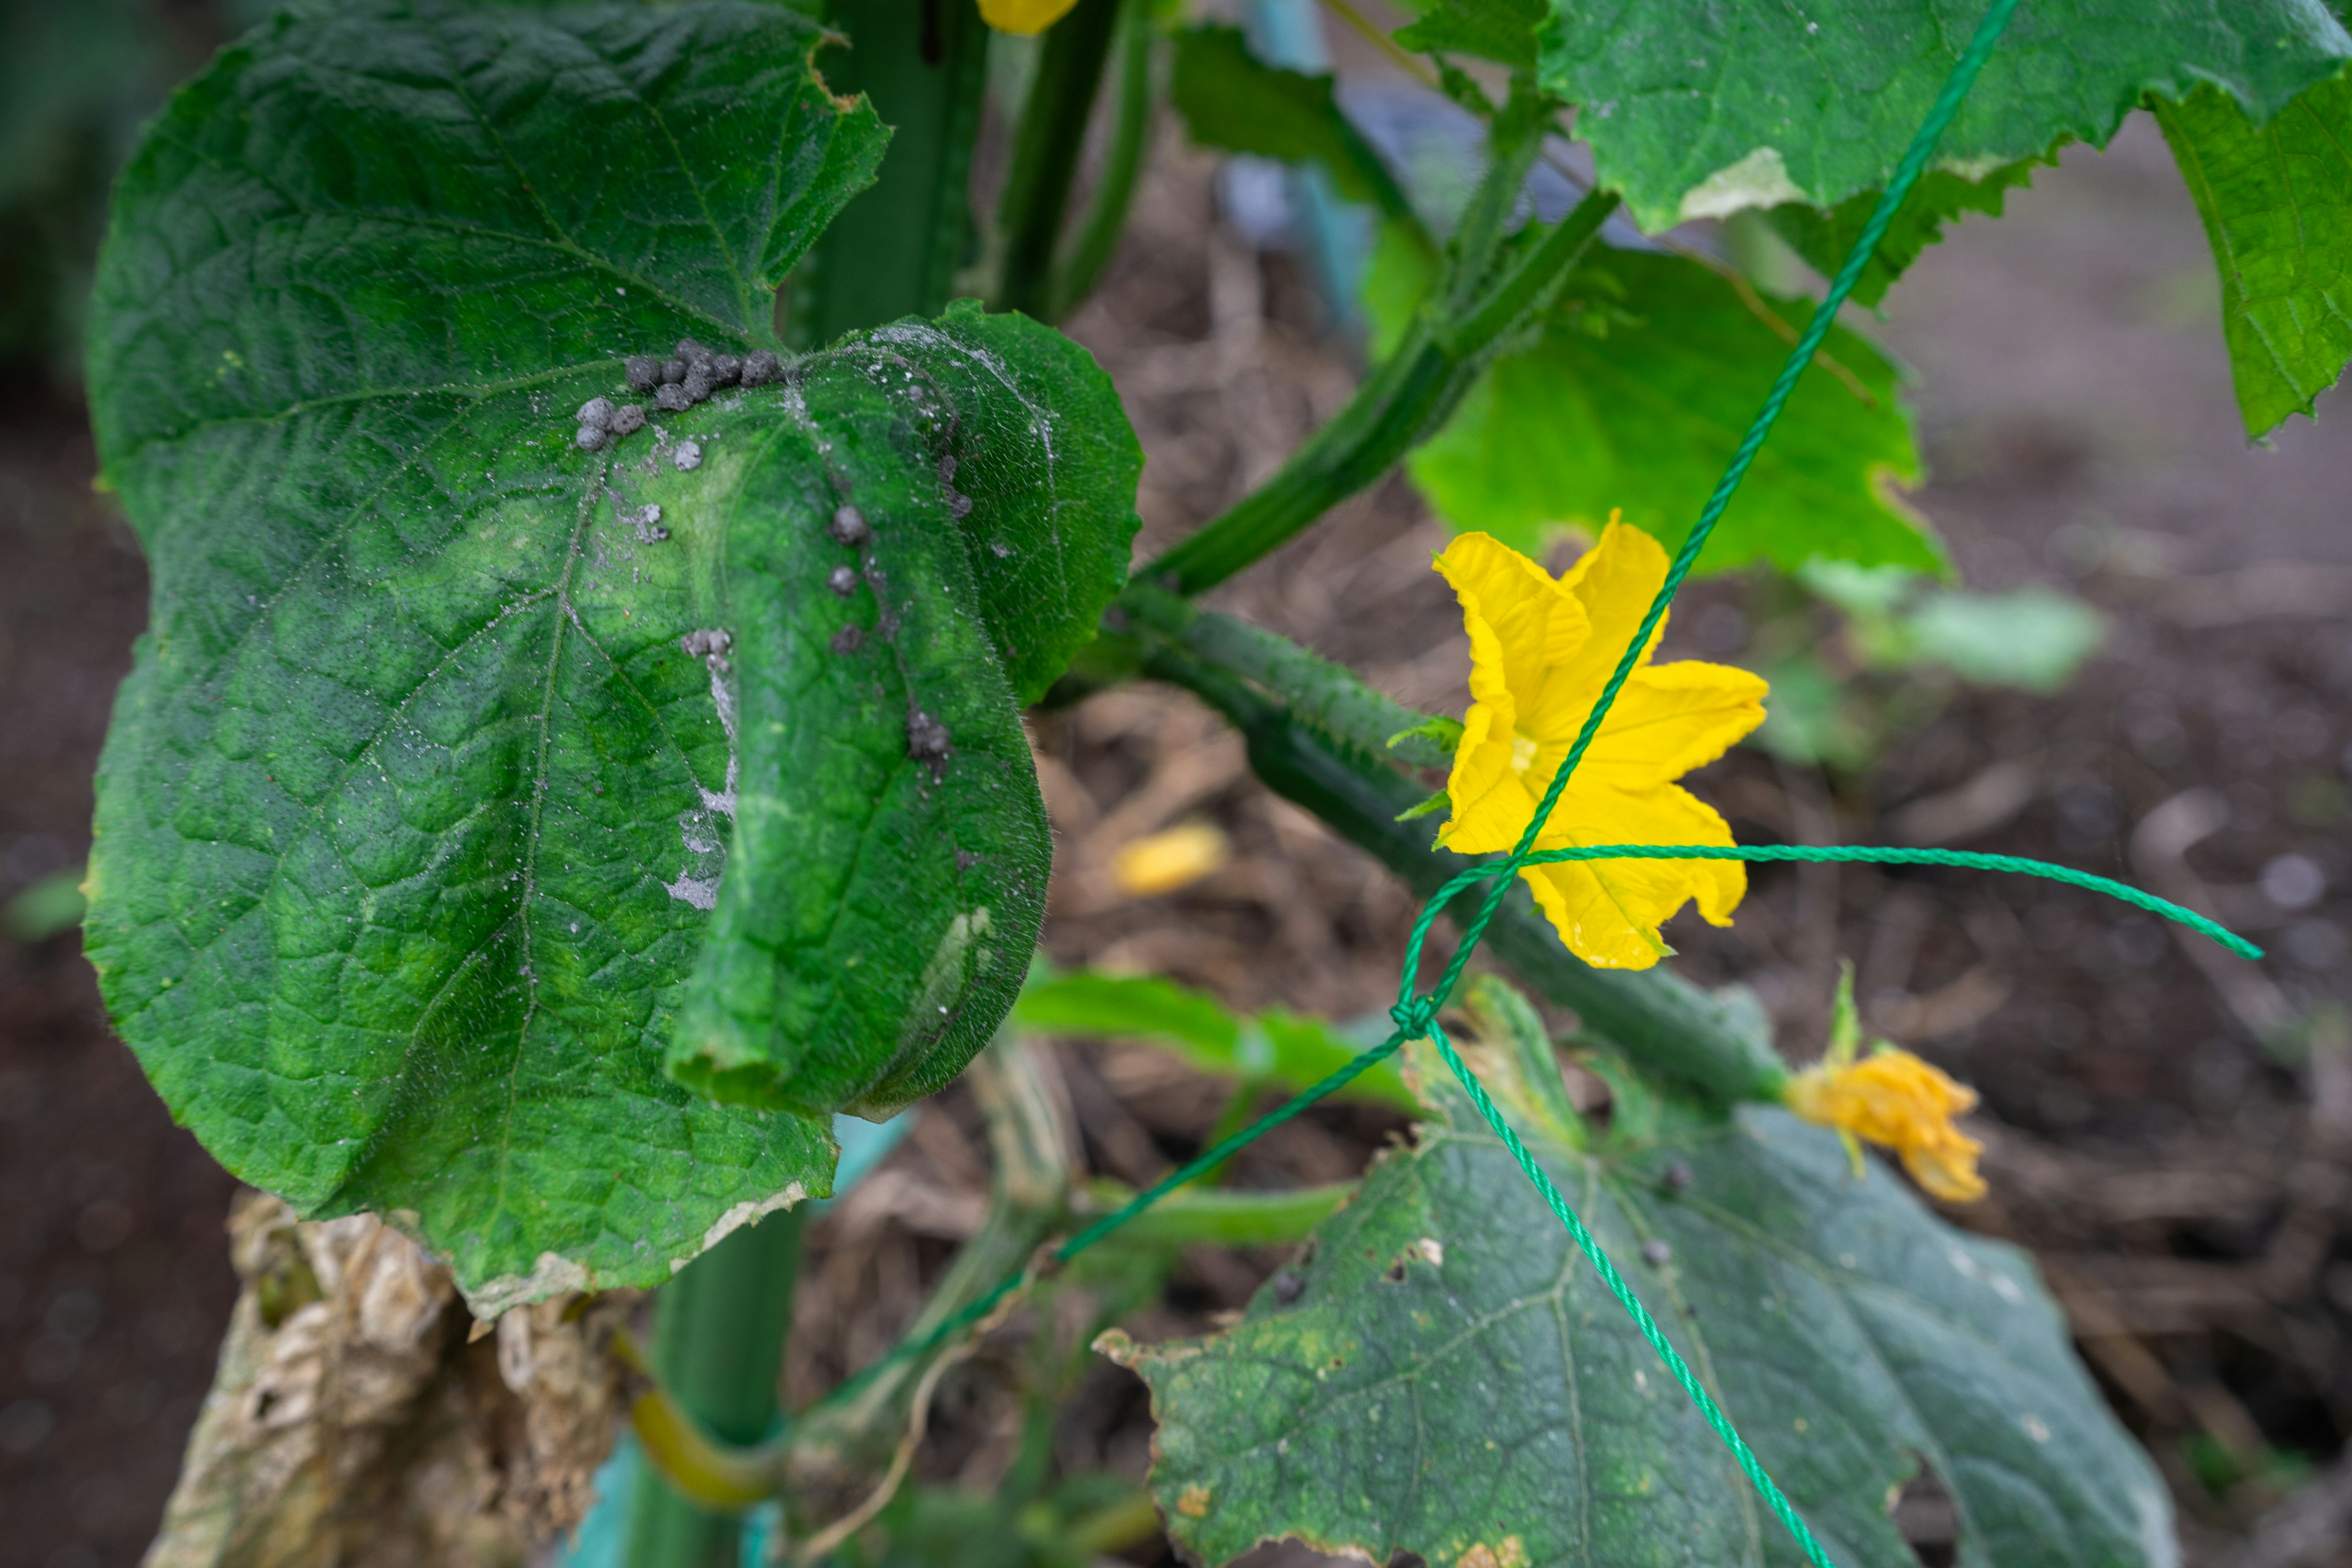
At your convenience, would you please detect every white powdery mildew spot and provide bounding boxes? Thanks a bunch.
[666,643,739,911]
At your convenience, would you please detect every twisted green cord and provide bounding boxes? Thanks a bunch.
[1453,843,2261,961]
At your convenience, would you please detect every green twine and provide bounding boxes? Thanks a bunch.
[777,7,2265,1561]
[1455,843,2263,962]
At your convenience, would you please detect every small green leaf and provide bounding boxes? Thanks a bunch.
[1766,159,2045,308]
[1385,714,1464,757]
[1014,971,1418,1113]
[1169,24,1417,223]
[2156,74,2352,436]
[1539,0,2352,232]
[81,0,1138,1307]
[1390,249,1940,575]
[1117,1030,2171,1568]
[1394,0,1547,70]
[4,868,88,941]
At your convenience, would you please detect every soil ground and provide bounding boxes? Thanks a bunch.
[2,100,2347,1568]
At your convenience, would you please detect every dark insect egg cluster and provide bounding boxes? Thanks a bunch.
[579,341,783,448]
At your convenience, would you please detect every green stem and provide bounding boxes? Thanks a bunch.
[625,1213,803,1565]
[1076,1176,1354,1246]
[1125,585,1453,769]
[790,0,991,347]
[995,0,1123,319]
[1048,0,1158,318]
[1146,641,1790,1105]
[1142,186,1617,595]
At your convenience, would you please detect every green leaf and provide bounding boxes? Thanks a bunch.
[2156,74,2352,436]
[1169,24,1417,223]
[1014,971,1419,1114]
[1766,159,2044,309]
[1381,247,1939,574]
[82,1,1138,1308]
[1112,1025,2171,1568]
[1539,0,2352,232]
[1394,0,1548,70]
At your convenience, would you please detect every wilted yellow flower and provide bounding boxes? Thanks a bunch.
[1111,820,1231,898]
[1434,521,1767,969]
[1782,970,1986,1202]
[979,0,1081,34]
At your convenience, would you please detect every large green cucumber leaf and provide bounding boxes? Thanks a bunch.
[1766,157,2045,310]
[1368,239,1939,574]
[82,0,1139,1310]
[1538,0,2352,232]
[1111,1012,2171,1568]
[2156,72,2352,437]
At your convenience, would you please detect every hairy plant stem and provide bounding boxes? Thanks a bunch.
[1049,0,1158,318]
[1142,639,1792,1106]
[1142,181,1617,595]
[1123,582,1453,769]
[996,0,1124,319]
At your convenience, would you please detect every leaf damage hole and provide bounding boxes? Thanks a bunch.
[1888,1457,1959,1568]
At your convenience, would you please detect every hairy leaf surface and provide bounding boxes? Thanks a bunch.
[83,0,1138,1307]
[1539,0,2352,231]
[1114,1031,2171,1568]
[1372,244,1937,574]
[2157,74,2352,436]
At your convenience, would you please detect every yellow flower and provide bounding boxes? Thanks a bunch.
[1433,520,1767,969]
[979,0,1081,34]
[1782,969,1986,1202]
[1110,820,1231,897]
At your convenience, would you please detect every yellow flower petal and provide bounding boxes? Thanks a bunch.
[1575,662,1768,790]
[1434,532,1592,729]
[1784,1047,1987,1203]
[979,0,1082,33]
[1518,780,1744,968]
[1111,821,1231,897]
[1550,518,1671,710]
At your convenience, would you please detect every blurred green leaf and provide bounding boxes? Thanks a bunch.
[1369,245,1940,575]
[1169,24,1417,223]
[1393,0,1546,69]
[1766,158,2044,309]
[2156,74,2352,437]
[1903,587,2106,692]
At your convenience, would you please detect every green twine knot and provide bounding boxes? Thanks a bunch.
[1390,997,1438,1038]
